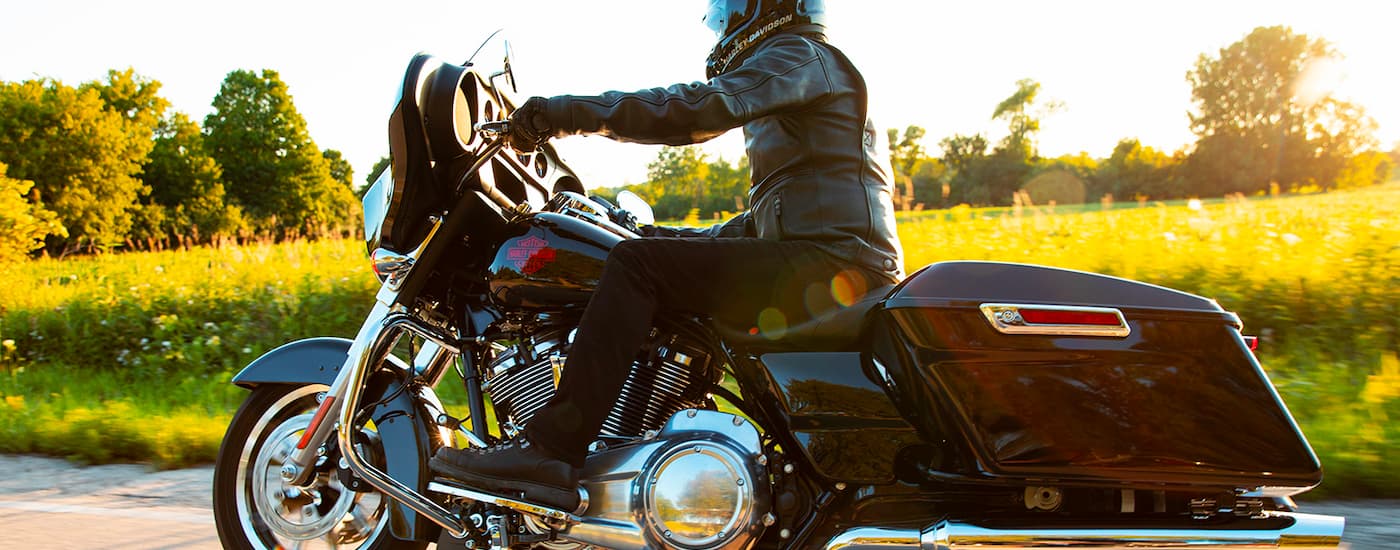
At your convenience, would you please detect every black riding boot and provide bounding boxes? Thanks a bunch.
[430,437,580,512]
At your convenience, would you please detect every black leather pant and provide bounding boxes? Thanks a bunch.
[524,236,885,467]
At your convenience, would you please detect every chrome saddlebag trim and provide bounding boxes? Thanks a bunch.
[825,512,1344,549]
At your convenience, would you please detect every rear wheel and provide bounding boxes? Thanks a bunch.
[213,384,426,550]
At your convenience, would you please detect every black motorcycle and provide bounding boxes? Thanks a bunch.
[213,38,1345,550]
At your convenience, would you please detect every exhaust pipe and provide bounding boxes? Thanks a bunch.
[825,512,1345,549]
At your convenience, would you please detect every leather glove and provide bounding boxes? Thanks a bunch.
[508,97,552,153]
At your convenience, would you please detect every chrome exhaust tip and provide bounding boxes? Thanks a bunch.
[825,512,1345,549]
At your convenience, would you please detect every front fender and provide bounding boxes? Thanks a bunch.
[232,337,354,387]
[230,337,442,543]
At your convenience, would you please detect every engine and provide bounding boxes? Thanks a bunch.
[482,323,716,438]
[562,409,772,550]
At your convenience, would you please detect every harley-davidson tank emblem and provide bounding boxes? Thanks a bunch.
[508,235,557,275]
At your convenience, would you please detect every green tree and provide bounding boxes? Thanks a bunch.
[141,112,244,247]
[85,68,168,136]
[887,125,927,210]
[643,146,711,220]
[1094,139,1182,200]
[1186,26,1380,194]
[204,69,358,238]
[0,162,65,262]
[323,149,354,190]
[1023,152,1098,206]
[701,155,749,217]
[979,79,1059,206]
[992,78,1059,160]
[939,133,989,205]
[87,69,169,250]
[1334,150,1392,190]
[906,156,947,209]
[0,76,154,254]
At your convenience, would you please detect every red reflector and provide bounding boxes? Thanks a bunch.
[1243,335,1259,351]
[1020,309,1122,326]
[297,395,336,450]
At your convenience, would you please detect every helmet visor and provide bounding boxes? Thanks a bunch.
[703,0,729,38]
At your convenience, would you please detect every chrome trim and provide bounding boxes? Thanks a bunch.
[826,527,923,550]
[283,303,394,483]
[563,520,648,550]
[371,248,413,283]
[336,312,469,538]
[546,191,608,219]
[413,340,455,387]
[374,213,444,291]
[545,190,641,239]
[554,409,770,550]
[427,481,578,521]
[980,303,1131,338]
[641,441,755,548]
[824,512,1344,549]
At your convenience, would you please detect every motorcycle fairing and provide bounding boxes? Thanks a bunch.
[232,338,445,542]
[873,261,1322,493]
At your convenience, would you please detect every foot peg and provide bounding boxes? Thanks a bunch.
[428,478,587,521]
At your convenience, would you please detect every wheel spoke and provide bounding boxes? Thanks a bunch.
[347,505,372,538]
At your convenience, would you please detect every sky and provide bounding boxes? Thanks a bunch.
[2,0,1397,190]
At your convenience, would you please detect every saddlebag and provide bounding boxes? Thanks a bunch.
[869,261,1322,494]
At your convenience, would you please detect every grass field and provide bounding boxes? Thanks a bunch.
[1,184,1397,496]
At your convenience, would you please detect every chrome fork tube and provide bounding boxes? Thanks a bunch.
[413,340,455,387]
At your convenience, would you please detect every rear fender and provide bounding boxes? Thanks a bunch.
[231,337,443,543]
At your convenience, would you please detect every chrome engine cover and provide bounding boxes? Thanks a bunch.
[559,409,771,550]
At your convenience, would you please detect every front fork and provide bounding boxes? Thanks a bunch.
[281,297,477,537]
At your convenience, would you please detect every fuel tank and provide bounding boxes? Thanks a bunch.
[487,212,620,309]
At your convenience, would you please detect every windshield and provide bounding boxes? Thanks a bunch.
[464,29,517,101]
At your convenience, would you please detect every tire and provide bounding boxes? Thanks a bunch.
[213,384,427,550]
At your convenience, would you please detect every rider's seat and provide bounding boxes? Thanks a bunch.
[715,284,895,351]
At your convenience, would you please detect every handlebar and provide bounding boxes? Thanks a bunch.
[475,120,511,141]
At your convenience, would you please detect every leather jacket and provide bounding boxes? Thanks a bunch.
[542,33,904,281]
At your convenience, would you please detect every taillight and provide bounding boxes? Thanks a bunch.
[1242,335,1260,351]
[980,304,1131,338]
[1019,309,1123,326]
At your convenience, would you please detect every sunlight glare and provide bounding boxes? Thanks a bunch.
[1293,56,1346,107]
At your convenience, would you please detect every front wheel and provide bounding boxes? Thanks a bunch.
[213,384,426,550]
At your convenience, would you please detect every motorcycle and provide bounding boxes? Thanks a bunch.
[213,36,1346,549]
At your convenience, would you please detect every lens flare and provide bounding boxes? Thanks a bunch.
[1294,57,1344,107]
[830,270,868,308]
[804,282,835,316]
[757,307,788,340]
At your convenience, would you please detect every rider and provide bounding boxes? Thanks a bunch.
[431,0,904,511]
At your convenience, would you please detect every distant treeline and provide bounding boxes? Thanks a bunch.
[600,26,1394,222]
[0,68,361,260]
[2,26,1395,260]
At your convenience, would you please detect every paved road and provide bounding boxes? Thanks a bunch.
[0,455,1395,549]
[0,455,218,549]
